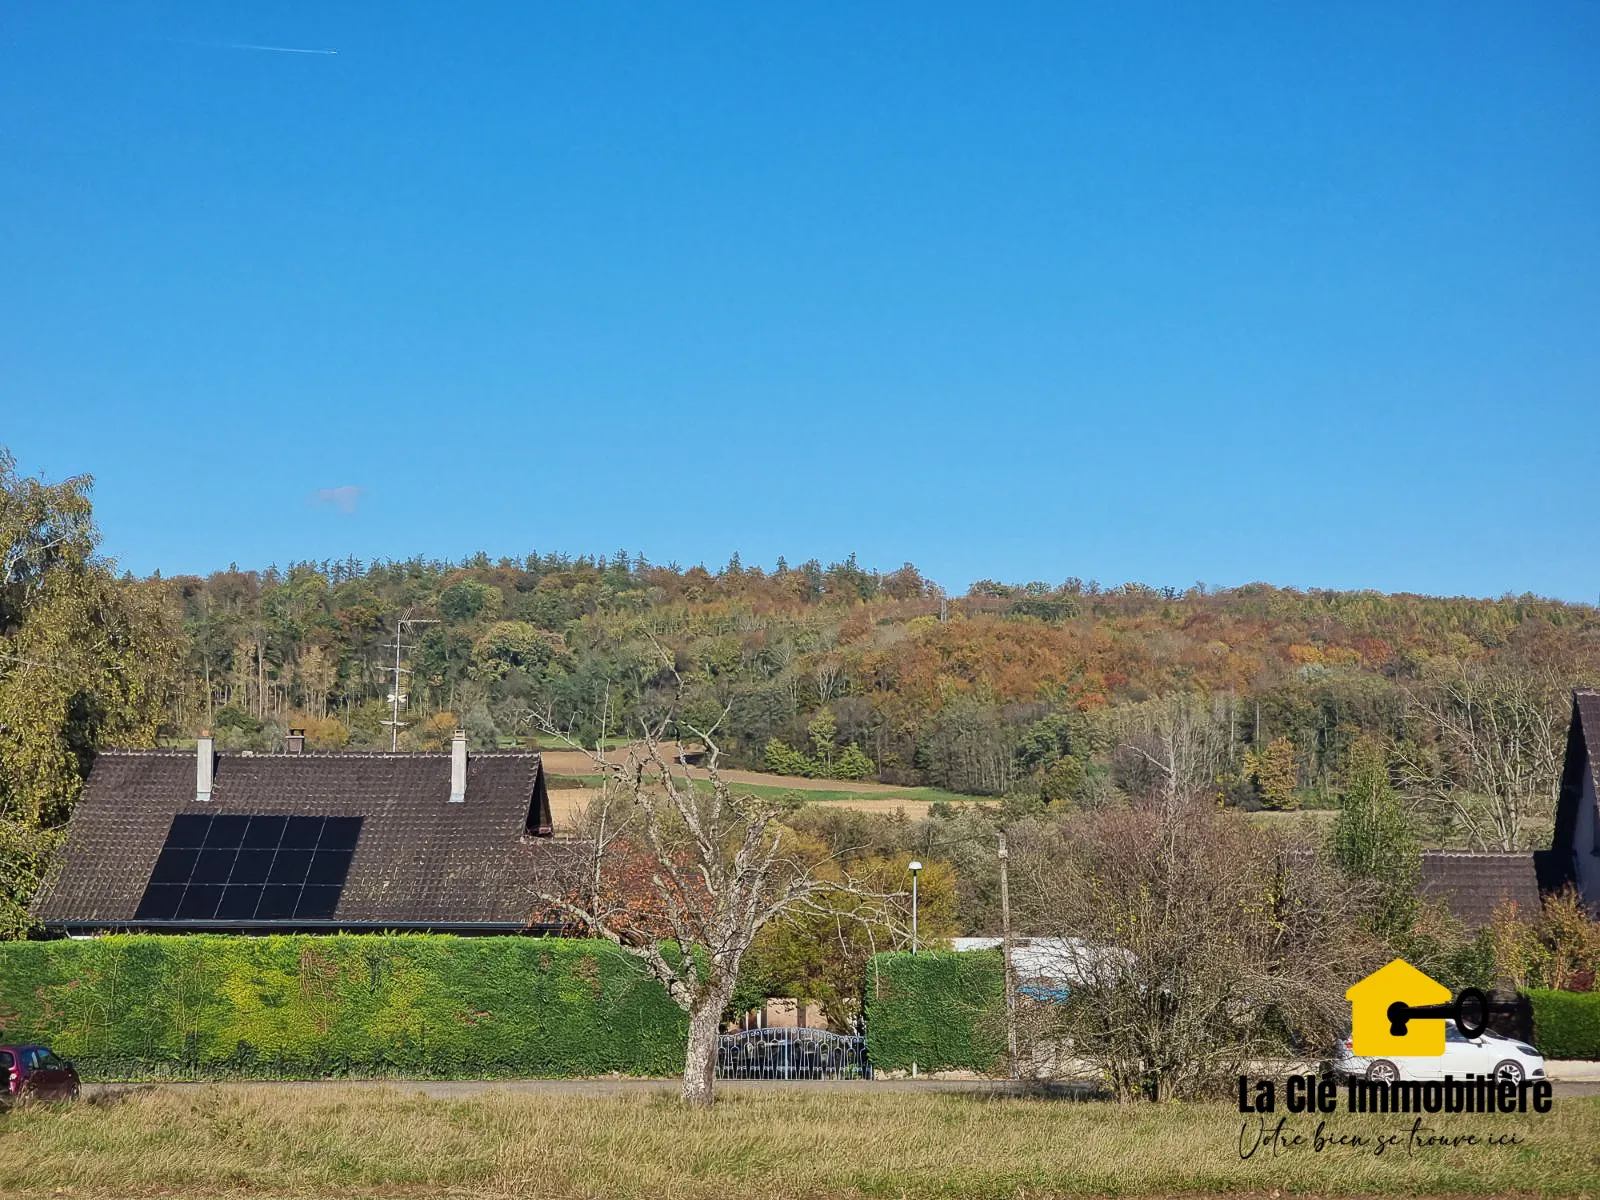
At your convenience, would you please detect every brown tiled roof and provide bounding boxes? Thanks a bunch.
[1418,852,1543,928]
[33,749,562,932]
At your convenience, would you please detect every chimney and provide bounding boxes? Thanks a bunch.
[449,728,467,803]
[196,730,215,802]
[285,728,306,755]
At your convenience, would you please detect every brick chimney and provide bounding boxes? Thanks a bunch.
[196,730,215,802]
[449,728,467,803]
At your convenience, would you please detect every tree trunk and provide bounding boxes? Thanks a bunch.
[681,997,722,1108]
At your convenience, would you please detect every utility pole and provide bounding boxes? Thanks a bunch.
[381,616,438,751]
[908,860,923,954]
[998,831,1019,1080]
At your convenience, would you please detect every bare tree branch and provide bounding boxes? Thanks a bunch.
[529,695,890,1108]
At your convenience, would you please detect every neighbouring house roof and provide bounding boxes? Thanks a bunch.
[1418,851,1551,928]
[949,936,1130,985]
[1552,689,1600,861]
[32,748,564,934]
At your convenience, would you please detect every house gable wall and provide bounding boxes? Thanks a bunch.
[1574,756,1599,912]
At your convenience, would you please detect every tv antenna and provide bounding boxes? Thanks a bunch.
[381,615,439,751]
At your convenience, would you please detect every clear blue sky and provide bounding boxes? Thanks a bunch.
[3,3,1596,600]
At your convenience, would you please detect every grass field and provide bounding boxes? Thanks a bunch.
[545,768,981,826]
[547,773,975,805]
[1245,808,1340,834]
[1,1085,1594,1199]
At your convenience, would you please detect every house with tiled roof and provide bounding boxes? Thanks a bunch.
[32,729,565,935]
[31,691,1600,937]
[1417,851,1569,926]
[1413,688,1597,926]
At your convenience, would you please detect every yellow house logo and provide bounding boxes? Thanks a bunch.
[1345,959,1451,1057]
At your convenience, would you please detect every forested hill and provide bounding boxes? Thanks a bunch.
[149,553,1600,830]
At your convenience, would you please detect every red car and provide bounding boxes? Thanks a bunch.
[1,1045,80,1103]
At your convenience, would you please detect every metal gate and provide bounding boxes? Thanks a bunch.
[716,1027,871,1080]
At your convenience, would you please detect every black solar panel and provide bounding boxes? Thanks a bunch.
[134,814,362,922]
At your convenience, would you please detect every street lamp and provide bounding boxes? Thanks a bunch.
[908,860,923,954]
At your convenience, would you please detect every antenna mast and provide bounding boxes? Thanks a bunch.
[381,616,439,751]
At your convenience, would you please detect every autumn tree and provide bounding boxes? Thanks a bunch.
[0,448,178,934]
[537,710,887,1107]
[1244,735,1299,810]
[739,855,957,1030]
[1472,888,1600,993]
[1539,888,1600,992]
[1484,900,1547,991]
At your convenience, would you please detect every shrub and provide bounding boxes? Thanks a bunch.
[864,950,1004,1074]
[1529,989,1600,1060]
[832,743,876,781]
[0,934,686,1080]
[763,737,814,777]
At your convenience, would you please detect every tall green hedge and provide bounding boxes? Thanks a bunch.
[1528,989,1600,1060]
[0,935,686,1079]
[864,950,1005,1073]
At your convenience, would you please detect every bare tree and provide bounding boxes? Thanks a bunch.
[1015,803,1378,1101]
[534,707,882,1107]
[1400,661,1567,850]
[1111,692,1231,813]
[810,651,844,705]
[1009,693,1378,1100]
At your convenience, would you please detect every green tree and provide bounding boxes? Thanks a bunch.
[807,707,838,771]
[0,821,63,941]
[1330,736,1419,942]
[438,578,502,625]
[0,449,178,934]
[471,621,564,682]
[831,742,876,782]
[763,737,814,778]
[1014,711,1081,774]
[1038,755,1086,805]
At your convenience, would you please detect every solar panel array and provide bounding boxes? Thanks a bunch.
[134,813,362,922]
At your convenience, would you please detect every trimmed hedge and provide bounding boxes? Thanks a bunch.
[1529,989,1600,1060]
[0,934,687,1079]
[864,950,1005,1073]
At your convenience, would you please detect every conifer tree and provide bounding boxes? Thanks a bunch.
[1330,736,1419,941]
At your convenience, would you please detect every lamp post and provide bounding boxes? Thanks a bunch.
[908,860,923,955]
[908,859,925,1080]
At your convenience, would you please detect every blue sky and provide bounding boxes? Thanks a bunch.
[3,3,1596,600]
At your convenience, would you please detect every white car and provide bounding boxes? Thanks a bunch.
[1335,1024,1546,1084]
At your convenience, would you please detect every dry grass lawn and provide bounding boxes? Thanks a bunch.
[0,1085,1594,1199]
[548,786,944,825]
[539,748,941,792]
